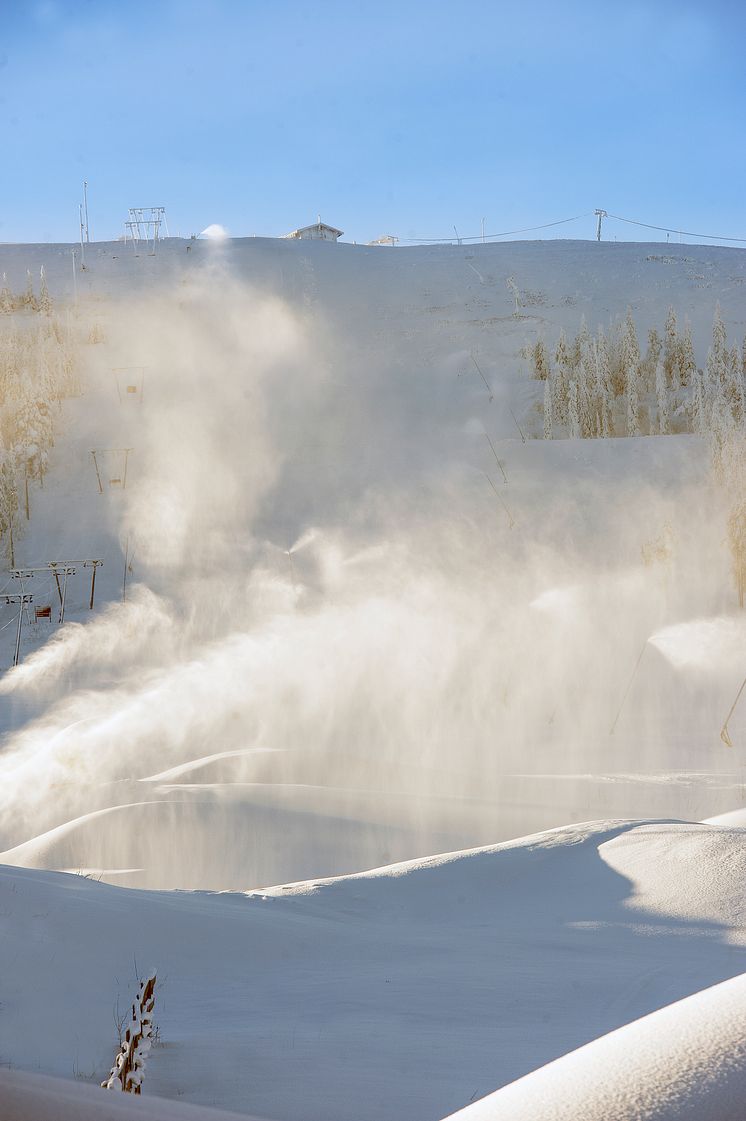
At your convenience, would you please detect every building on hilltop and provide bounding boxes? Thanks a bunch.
[367,235,399,246]
[284,218,343,242]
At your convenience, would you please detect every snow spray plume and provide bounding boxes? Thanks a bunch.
[0,259,741,887]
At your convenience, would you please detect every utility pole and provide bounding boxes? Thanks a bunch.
[79,204,87,269]
[2,594,33,667]
[595,209,607,241]
[57,564,76,623]
[71,249,78,304]
[14,560,102,615]
[481,217,486,244]
[83,559,103,609]
[83,180,90,243]
[453,225,461,246]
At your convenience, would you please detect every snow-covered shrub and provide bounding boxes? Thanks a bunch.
[101,974,157,1094]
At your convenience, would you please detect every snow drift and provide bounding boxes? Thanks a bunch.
[443,972,746,1121]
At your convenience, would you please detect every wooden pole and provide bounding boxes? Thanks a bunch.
[91,450,103,493]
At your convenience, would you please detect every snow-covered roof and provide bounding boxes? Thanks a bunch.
[283,222,344,239]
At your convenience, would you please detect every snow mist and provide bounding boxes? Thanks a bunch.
[0,253,740,888]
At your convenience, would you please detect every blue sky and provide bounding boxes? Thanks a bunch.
[1,0,745,245]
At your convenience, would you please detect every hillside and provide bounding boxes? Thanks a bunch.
[0,236,744,888]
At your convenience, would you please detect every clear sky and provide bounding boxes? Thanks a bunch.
[2,0,745,246]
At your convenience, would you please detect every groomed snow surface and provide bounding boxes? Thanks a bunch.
[2,819,745,1121]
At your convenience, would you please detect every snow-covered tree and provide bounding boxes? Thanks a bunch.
[532,339,550,380]
[0,274,12,314]
[553,329,572,428]
[39,266,52,315]
[678,320,696,388]
[0,453,18,566]
[543,378,552,439]
[663,306,678,387]
[22,269,37,311]
[645,326,662,382]
[655,361,669,435]
[626,363,640,436]
[568,380,581,439]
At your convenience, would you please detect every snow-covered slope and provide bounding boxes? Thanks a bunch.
[443,972,746,1121]
[0,1069,256,1121]
[1,819,744,1121]
[0,236,745,890]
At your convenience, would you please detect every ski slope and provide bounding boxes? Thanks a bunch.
[0,234,745,1119]
[0,236,745,890]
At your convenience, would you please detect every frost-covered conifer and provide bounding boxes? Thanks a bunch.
[553,329,571,428]
[655,361,669,435]
[645,327,662,383]
[568,380,581,439]
[532,339,550,380]
[573,316,592,369]
[543,378,552,439]
[622,308,641,371]
[712,303,727,367]
[578,353,595,437]
[626,363,640,436]
[691,371,706,435]
[663,306,678,387]
[0,454,18,565]
[678,320,696,388]
[23,269,37,310]
[39,266,51,314]
[0,274,12,314]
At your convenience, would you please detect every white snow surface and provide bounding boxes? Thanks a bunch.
[0,1068,258,1121]
[443,972,746,1121]
[1,819,744,1121]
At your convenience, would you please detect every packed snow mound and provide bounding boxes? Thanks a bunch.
[443,972,746,1121]
[1,820,744,1121]
[0,1068,260,1121]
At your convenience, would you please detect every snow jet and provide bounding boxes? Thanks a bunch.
[0,254,742,888]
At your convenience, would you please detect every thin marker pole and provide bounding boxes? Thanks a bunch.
[470,354,493,401]
[609,641,647,736]
[483,432,508,484]
[123,535,129,602]
[720,673,746,747]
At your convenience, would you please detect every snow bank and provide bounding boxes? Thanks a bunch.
[442,972,746,1121]
[0,1068,259,1121]
[1,819,744,1121]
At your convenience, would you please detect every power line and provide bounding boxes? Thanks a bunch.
[400,212,593,244]
[605,211,746,245]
